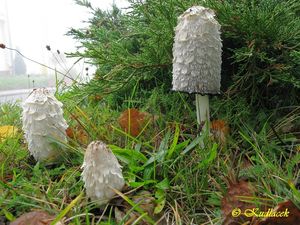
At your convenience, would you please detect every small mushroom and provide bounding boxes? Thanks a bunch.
[81,141,125,205]
[172,6,222,130]
[22,88,68,161]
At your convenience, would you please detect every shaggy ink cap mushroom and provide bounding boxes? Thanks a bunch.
[172,6,222,95]
[81,141,125,205]
[22,88,68,162]
[172,6,222,127]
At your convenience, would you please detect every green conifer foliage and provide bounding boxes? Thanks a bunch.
[68,0,300,109]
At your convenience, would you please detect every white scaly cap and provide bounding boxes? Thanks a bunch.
[172,6,222,94]
[22,88,68,161]
[81,141,125,205]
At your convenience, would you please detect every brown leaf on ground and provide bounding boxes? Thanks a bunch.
[221,180,256,225]
[66,125,89,144]
[114,190,163,225]
[118,108,153,137]
[66,127,75,139]
[132,190,156,217]
[211,119,230,146]
[10,211,64,225]
[254,200,300,225]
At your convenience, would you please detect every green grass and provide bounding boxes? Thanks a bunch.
[1,0,299,223]
[0,91,299,224]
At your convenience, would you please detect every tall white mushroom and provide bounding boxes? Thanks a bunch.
[22,88,68,162]
[172,6,222,130]
[81,141,125,205]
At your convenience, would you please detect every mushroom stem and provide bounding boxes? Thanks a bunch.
[196,94,210,131]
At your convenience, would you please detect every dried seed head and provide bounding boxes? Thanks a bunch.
[172,6,222,94]
[22,88,68,161]
[81,141,125,205]
[0,43,6,49]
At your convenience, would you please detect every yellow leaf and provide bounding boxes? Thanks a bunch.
[0,126,18,140]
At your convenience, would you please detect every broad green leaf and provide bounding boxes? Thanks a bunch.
[2,209,15,221]
[144,131,170,166]
[167,123,180,159]
[110,145,148,164]
[129,180,157,188]
[195,143,218,170]
[154,189,166,214]
[181,135,203,155]
[155,178,170,190]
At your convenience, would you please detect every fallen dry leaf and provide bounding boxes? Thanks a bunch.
[0,125,18,141]
[211,119,230,146]
[255,200,300,225]
[66,125,89,144]
[66,127,75,139]
[132,190,156,217]
[114,191,158,225]
[10,211,64,225]
[118,108,152,137]
[221,180,256,225]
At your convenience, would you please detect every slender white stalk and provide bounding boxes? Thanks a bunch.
[196,94,210,131]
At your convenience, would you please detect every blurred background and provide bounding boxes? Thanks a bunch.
[0,0,129,101]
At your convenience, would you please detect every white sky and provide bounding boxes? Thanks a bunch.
[4,0,129,74]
